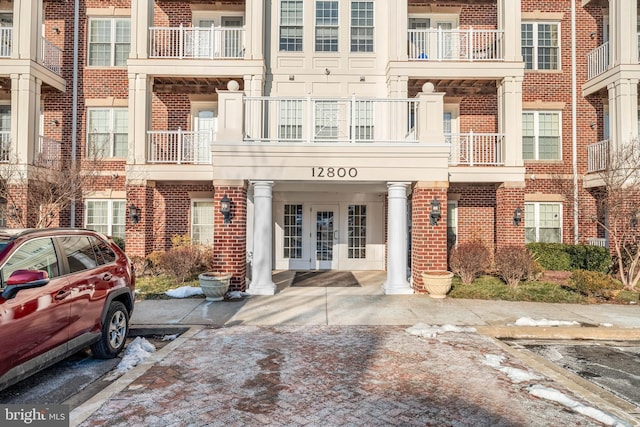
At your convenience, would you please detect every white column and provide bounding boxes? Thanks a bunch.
[130,0,152,59]
[608,79,639,151]
[498,0,521,62]
[610,0,637,66]
[11,73,39,164]
[248,181,276,295]
[384,182,413,295]
[417,83,445,144]
[499,76,523,167]
[128,73,150,164]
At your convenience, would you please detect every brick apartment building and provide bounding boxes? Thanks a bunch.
[0,0,637,294]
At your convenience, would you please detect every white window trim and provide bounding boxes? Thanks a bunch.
[525,202,563,243]
[279,0,304,52]
[314,0,339,53]
[522,21,561,71]
[447,200,458,246]
[349,0,375,53]
[86,107,128,158]
[523,110,563,161]
[87,17,130,68]
[84,199,125,238]
[192,11,245,28]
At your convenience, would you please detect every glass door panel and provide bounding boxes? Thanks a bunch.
[312,205,338,270]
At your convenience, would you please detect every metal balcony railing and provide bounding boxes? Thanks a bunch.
[587,237,608,247]
[0,131,10,162]
[407,28,503,61]
[587,139,609,173]
[41,37,62,75]
[447,132,504,166]
[149,26,245,59]
[147,129,214,164]
[0,27,11,57]
[243,96,419,144]
[35,136,60,169]
[586,41,610,80]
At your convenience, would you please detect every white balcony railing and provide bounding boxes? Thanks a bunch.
[586,41,609,80]
[587,139,609,173]
[149,26,245,59]
[147,129,214,164]
[243,97,419,144]
[36,136,60,169]
[408,28,503,61]
[0,131,10,162]
[447,132,504,166]
[587,237,607,247]
[0,27,11,57]
[41,37,62,75]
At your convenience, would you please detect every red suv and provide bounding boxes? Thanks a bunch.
[0,228,135,390]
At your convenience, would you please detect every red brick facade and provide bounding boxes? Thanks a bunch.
[212,184,247,291]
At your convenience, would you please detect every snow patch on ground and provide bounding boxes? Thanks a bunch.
[482,354,542,383]
[227,290,250,299]
[528,385,630,427]
[165,286,203,298]
[512,317,580,327]
[103,337,156,381]
[161,334,179,341]
[405,323,476,338]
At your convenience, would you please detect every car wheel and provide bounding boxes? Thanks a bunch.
[91,301,129,359]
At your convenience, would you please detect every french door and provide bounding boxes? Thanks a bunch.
[311,205,339,270]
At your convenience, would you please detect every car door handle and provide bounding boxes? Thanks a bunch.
[54,290,71,300]
[102,273,113,282]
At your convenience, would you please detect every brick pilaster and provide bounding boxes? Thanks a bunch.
[213,183,247,291]
[411,185,448,294]
[496,184,525,250]
[125,184,155,257]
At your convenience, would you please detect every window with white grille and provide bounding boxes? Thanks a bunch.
[88,18,130,66]
[192,201,214,245]
[279,100,303,141]
[280,1,303,51]
[522,22,559,70]
[348,205,366,259]
[85,199,126,239]
[315,1,339,52]
[350,1,374,52]
[525,202,562,243]
[87,108,128,158]
[284,204,303,259]
[522,111,561,160]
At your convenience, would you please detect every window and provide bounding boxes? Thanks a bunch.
[525,202,562,243]
[522,22,559,70]
[350,1,374,52]
[87,108,128,158]
[348,205,366,259]
[316,1,339,52]
[522,111,561,160]
[280,1,303,51]
[63,236,99,273]
[192,201,214,245]
[284,204,303,259]
[447,201,458,248]
[279,100,303,141]
[88,18,130,66]
[0,105,9,162]
[2,238,59,283]
[353,101,373,141]
[85,200,126,239]
[89,235,117,265]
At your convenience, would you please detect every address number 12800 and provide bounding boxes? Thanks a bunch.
[311,167,358,178]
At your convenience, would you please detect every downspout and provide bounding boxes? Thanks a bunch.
[70,0,79,226]
[571,0,579,243]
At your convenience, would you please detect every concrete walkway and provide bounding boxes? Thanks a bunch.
[71,271,640,426]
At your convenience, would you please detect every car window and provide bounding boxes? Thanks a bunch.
[61,236,99,273]
[90,236,116,265]
[1,238,60,286]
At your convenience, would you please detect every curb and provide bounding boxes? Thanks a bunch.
[476,326,640,340]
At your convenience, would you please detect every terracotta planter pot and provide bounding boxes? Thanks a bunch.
[199,273,231,301]
[421,271,454,299]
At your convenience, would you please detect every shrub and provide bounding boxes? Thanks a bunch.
[449,239,491,285]
[129,255,150,276]
[111,236,125,251]
[145,251,165,276]
[526,243,571,271]
[526,243,611,273]
[569,270,623,299]
[495,246,536,287]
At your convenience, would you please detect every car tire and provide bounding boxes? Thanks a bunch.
[91,301,129,359]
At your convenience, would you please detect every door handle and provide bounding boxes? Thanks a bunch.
[333,230,339,240]
[54,290,70,300]
[102,273,113,282]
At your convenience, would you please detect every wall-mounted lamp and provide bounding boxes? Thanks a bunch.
[289,74,295,81]
[631,210,639,228]
[128,204,140,224]
[590,122,596,130]
[430,197,441,226]
[53,27,60,34]
[325,68,331,76]
[513,207,523,226]
[359,76,365,82]
[51,119,60,126]
[8,204,21,222]
[589,31,596,39]
[220,195,232,224]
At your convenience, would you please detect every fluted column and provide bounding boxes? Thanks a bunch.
[248,181,276,295]
[384,182,412,295]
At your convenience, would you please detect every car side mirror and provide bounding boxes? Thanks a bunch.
[2,270,50,300]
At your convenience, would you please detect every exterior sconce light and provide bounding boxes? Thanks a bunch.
[513,207,523,226]
[8,204,21,222]
[220,195,232,224]
[631,210,639,228]
[429,197,441,226]
[128,204,140,224]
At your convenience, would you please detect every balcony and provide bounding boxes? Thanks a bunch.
[149,26,245,59]
[243,97,419,144]
[587,237,608,248]
[586,34,640,80]
[147,129,214,164]
[0,28,62,76]
[447,132,504,166]
[35,136,60,169]
[587,139,609,173]
[407,28,503,61]
[0,131,9,162]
